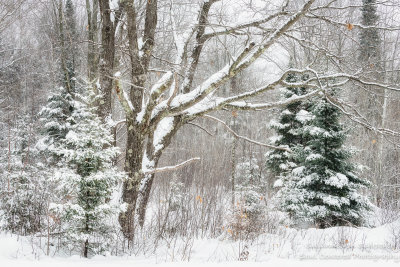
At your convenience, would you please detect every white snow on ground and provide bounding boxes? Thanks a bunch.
[2,217,400,266]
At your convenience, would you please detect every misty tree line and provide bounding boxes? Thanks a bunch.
[1,0,400,257]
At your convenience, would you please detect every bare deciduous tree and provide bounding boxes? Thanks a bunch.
[91,0,400,240]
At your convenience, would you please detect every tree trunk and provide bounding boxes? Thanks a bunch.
[86,0,99,81]
[118,0,160,239]
[118,120,144,240]
[98,0,116,119]
[135,173,156,228]
[119,115,184,239]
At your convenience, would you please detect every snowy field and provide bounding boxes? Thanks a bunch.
[2,218,400,267]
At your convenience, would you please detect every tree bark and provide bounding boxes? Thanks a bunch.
[98,0,117,119]
[119,115,185,239]
[118,0,160,239]
[86,0,99,81]
[118,118,144,241]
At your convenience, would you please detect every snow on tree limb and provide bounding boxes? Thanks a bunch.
[114,74,134,114]
[150,0,316,120]
[225,89,321,111]
[178,68,319,116]
[144,157,201,175]
[201,11,290,41]
[139,71,174,124]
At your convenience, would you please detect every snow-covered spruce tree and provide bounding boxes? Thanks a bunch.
[229,155,266,239]
[266,73,311,180]
[49,91,125,257]
[0,116,50,235]
[38,86,74,163]
[276,89,372,228]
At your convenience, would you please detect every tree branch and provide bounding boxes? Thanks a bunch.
[203,115,291,152]
[201,11,289,41]
[186,122,214,136]
[144,158,201,175]
[181,0,221,93]
[114,73,134,115]
[156,0,316,118]
[225,89,321,111]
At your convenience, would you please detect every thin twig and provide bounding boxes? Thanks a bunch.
[186,122,214,136]
[203,114,291,152]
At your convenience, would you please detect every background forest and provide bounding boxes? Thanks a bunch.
[1,0,400,262]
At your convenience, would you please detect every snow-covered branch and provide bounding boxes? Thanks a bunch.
[157,0,316,118]
[225,89,321,111]
[201,11,290,41]
[139,71,174,124]
[305,13,400,32]
[144,157,201,175]
[114,73,134,115]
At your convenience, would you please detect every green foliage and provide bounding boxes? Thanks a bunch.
[266,73,311,177]
[38,86,74,163]
[0,116,51,235]
[49,90,126,256]
[274,89,372,228]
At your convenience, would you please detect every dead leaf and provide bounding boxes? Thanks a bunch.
[346,23,354,30]
[196,195,203,203]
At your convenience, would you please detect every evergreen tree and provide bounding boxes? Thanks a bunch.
[49,90,125,257]
[266,73,311,179]
[38,86,74,163]
[275,90,372,228]
[359,0,381,68]
[0,116,50,235]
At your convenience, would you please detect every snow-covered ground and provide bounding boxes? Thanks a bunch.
[2,218,400,267]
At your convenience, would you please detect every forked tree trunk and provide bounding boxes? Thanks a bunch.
[119,116,183,240]
[105,0,317,241]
